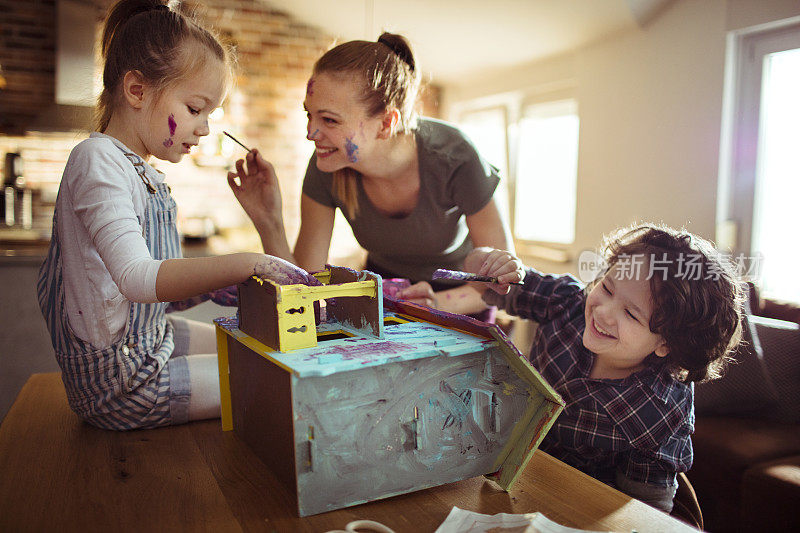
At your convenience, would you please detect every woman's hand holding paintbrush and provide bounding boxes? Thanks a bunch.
[225,135,295,263]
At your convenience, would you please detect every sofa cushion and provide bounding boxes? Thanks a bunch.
[760,297,800,325]
[690,417,800,532]
[754,316,800,423]
[742,455,800,532]
[695,314,800,423]
[694,312,779,418]
[692,417,800,477]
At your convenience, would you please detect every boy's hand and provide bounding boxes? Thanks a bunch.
[468,247,525,295]
[254,255,321,286]
[396,281,437,309]
[227,149,283,229]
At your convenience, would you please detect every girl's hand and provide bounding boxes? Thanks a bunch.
[165,293,211,312]
[209,285,238,307]
[227,149,283,229]
[165,285,238,310]
[254,255,321,286]
[396,281,438,309]
[468,247,525,295]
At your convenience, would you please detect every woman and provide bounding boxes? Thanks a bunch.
[229,33,513,317]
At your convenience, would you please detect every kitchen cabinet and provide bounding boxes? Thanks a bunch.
[0,256,59,423]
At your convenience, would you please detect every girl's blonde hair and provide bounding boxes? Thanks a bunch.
[96,0,235,132]
[314,33,421,218]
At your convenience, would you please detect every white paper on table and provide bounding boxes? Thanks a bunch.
[434,506,610,533]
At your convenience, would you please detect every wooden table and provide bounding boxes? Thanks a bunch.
[0,373,694,532]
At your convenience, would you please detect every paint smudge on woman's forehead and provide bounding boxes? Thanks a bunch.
[163,113,176,147]
[345,137,359,163]
[306,78,314,96]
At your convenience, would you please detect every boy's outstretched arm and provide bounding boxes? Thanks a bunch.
[394,248,524,315]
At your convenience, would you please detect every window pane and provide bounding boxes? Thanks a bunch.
[457,108,510,223]
[752,48,800,301]
[458,109,508,178]
[515,100,579,244]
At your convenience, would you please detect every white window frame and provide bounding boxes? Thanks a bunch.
[718,19,800,256]
[453,85,579,261]
[456,105,512,225]
[513,96,579,246]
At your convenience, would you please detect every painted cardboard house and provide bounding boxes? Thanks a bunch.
[214,266,564,517]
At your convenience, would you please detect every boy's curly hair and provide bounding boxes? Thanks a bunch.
[601,224,745,383]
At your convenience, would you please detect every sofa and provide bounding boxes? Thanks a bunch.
[690,290,800,532]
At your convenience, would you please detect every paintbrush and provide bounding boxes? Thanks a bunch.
[432,268,524,285]
[223,130,252,152]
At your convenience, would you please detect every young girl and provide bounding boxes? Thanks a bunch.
[228,33,513,320]
[37,0,316,431]
[458,224,744,512]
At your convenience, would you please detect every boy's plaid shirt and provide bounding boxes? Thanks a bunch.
[484,269,693,488]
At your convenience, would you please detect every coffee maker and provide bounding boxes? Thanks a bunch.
[2,152,32,229]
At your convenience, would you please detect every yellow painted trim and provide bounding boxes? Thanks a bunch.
[237,334,295,374]
[317,329,355,339]
[489,396,543,473]
[312,270,331,284]
[275,295,318,351]
[219,325,295,374]
[393,313,421,322]
[215,325,233,432]
[382,316,411,325]
[495,401,564,489]
[279,280,376,299]
[488,328,563,402]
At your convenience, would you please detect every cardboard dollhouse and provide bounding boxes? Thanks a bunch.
[214,266,564,517]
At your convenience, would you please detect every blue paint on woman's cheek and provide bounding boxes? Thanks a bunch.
[345,137,359,163]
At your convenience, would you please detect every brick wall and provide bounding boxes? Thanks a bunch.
[0,0,58,132]
[0,0,440,262]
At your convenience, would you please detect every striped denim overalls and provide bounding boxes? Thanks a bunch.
[37,146,190,430]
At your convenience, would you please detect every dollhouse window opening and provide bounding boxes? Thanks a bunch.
[316,330,355,342]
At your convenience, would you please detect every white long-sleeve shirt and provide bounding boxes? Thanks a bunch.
[55,133,165,349]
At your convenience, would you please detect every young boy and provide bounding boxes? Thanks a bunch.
[463,224,744,512]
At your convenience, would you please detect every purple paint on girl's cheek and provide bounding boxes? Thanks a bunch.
[163,113,177,147]
[345,137,359,163]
